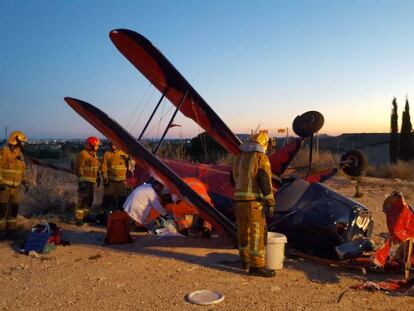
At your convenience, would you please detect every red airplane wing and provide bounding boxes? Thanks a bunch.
[64,97,237,240]
[109,29,241,155]
[129,159,234,199]
[268,138,303,175]
[305,168,338,183]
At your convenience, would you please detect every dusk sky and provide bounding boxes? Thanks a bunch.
[1,0,414,140]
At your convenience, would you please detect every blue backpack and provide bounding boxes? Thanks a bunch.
[20,222,62,254]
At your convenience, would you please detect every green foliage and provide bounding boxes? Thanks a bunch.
[399,98,413,161]
[389,97,399,163]
[190,132,228,163]
[24,147,62,159]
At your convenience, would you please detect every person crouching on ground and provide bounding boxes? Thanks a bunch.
[232,130,276,278]
[123,177,168,227]
[165,177,213,237]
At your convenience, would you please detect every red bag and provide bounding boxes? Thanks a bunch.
[105,211,134,244]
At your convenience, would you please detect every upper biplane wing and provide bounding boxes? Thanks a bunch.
[109,28,302,176]
[109,29,242,155]
[64,97,237,241]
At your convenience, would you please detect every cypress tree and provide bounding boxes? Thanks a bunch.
[389,97,399,163]
[399,97,413,161]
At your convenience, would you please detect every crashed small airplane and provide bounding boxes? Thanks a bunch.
[64,28,373,259]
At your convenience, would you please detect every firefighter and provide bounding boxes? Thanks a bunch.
[232,130,276,277]
[0,131,28,235]
[166,177,213,237]
[74,136,101,225]
[98,143,134,224]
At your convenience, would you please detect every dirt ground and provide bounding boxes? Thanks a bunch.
[1,176,414,310]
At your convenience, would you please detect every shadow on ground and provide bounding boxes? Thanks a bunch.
[2,224,405,284]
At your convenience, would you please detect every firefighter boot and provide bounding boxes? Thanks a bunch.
[0,203,7,231]
[0,203,7,238]
[242,261,250,271]
[202,227,212,238]
[248,267,276,278]
[6,203,19,232]
[75,208,85,226]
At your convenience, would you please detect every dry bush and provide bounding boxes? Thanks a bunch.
[366,161,414,180]
[289,149,337,171]
[20,163,78,216]
[158,143,188,161]
[215,148,339,177]
[216,154,233,166]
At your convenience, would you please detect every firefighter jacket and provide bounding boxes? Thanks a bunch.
[0,146,26,187]
[232,142,275,206]
[101,149,128,182]
[75,149,100,184]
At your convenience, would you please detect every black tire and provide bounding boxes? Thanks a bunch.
[292,111,325,138]
[340,150,367,177]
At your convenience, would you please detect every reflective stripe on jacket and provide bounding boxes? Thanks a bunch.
[101,150,128,182]
[232,144,275,205]
[0,146,26,187]
[75,149,100,183]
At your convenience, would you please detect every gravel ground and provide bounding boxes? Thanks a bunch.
[0,176,413,310]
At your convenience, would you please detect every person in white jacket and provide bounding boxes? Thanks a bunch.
[123,178,167,225]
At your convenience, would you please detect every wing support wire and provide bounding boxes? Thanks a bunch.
[138,89,168,140]
[153,90,189,154]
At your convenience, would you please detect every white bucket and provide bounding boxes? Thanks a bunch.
[265,232,287,270]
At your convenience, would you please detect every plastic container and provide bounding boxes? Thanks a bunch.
[265,232,287,270]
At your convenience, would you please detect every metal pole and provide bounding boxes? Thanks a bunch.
[286,127,289,145]
[316,132,319,161]
[306,134,314,178]
[153,90,188,154]
[138,89,168,140]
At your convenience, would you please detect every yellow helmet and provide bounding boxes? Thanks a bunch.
[8,131,27,145]
[249,130,269,151]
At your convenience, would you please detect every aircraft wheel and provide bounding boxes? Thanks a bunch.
[292,111,324,138]
[340,150,367,177]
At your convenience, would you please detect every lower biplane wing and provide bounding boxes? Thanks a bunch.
[64,97,237,241]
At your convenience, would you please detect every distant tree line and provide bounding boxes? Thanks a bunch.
[389,97,414,162]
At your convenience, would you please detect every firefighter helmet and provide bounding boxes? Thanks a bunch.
[249,130,269,151]
[86,136,101,150]
[8,131,27,145]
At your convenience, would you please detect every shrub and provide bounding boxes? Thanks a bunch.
[366,161,414,180]
[20,164,78,216]
[289,148,337,172]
